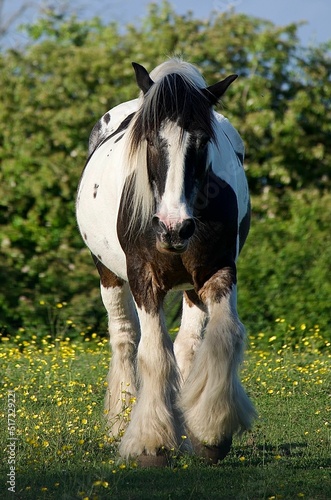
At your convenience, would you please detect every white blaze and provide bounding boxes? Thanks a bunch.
[157,122,192,228]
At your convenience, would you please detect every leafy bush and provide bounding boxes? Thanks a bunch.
[238,190,331,338]
[0,2,330,341]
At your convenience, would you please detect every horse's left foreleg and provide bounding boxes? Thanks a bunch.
[179,269,257,458]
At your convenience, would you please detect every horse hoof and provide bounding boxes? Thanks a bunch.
[136,452,169,468]
[191,436,233,464]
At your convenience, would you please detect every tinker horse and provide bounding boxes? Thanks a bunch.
[76,58,256,464]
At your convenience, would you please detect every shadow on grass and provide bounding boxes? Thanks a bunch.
[2,446,331,500]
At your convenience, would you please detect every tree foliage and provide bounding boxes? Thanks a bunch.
[0,2,330,338]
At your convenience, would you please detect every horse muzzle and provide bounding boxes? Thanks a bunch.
[152,216,196,254]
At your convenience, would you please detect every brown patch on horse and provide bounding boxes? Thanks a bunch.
[125,252,193,314]
[184,290,205,309]
[92,254,124,288]
[198,267,236,304]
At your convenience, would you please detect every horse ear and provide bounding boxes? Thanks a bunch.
[204,74,238,104]
[132,62,154,94]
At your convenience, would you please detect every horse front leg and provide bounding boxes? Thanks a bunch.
[179,268,257,461]
[119,275,189,461]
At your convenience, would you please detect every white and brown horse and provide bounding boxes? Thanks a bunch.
[76,58,256,464]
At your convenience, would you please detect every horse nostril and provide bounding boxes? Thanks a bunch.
[178,218,195,240]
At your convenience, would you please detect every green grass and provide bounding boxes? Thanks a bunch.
[1,325,330,500]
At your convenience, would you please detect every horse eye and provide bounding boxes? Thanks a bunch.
[198,135,209,149]
[192,133,209,150]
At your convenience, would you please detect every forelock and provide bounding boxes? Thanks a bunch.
[129,70,215,155]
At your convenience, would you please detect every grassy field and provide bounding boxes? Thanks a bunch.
[1,322,330,499]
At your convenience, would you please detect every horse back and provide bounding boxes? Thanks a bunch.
[210,113,250,255]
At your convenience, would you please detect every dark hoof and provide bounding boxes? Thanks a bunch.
[136,451,169,468]
[191,436,232,464]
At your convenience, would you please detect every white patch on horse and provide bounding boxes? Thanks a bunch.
[156,122,192,228]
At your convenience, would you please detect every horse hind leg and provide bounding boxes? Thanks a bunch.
[93,256,139,440]
[174,290,207,384]
[179,270,257,463]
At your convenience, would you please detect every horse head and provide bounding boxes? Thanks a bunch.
[130,60,237,254]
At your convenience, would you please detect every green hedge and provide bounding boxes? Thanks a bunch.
[0,3,330,344]
[238,191,331,340]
